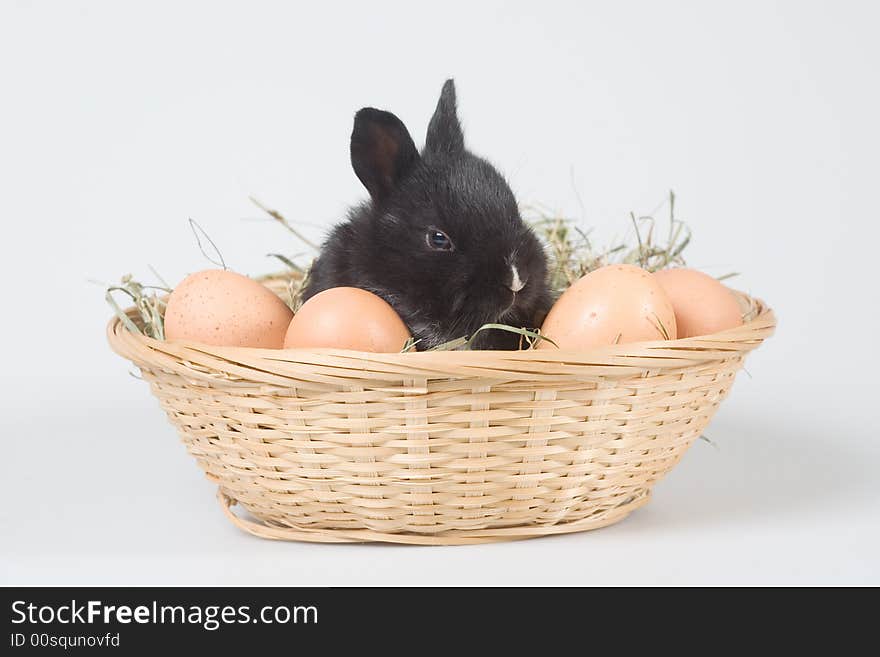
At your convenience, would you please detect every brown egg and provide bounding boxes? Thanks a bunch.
[539,264,677,349]
[164,269,293,348]
[283,287,411,352]
[653,268,743,338]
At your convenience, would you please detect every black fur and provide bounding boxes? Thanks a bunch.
[301,79,552,350]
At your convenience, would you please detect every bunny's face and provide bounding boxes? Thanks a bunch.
[374,153,548,341]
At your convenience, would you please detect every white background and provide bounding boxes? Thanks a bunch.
[1,1,878,585]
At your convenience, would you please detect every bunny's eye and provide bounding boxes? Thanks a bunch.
[426,229,454,251]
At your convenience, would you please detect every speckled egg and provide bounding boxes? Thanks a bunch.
[539,264,677,349]
[164,269,293,348]
[283,287,411,352]
[653,268,743,338]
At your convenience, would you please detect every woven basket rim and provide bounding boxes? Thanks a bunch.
[106,285,775,383]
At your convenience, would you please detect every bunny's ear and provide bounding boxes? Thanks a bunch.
[350,108,419,203]
[425,79,464,156]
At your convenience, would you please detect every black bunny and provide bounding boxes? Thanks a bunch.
[301,79,552,350]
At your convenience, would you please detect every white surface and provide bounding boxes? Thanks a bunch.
[1,0,878,585]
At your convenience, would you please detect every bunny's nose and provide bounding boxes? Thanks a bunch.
[508,264,526,293]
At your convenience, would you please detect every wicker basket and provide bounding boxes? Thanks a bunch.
[107,274,775,545]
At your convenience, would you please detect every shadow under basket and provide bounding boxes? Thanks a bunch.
[107,275,775,545]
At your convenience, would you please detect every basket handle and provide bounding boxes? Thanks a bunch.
[217,489,651,546]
